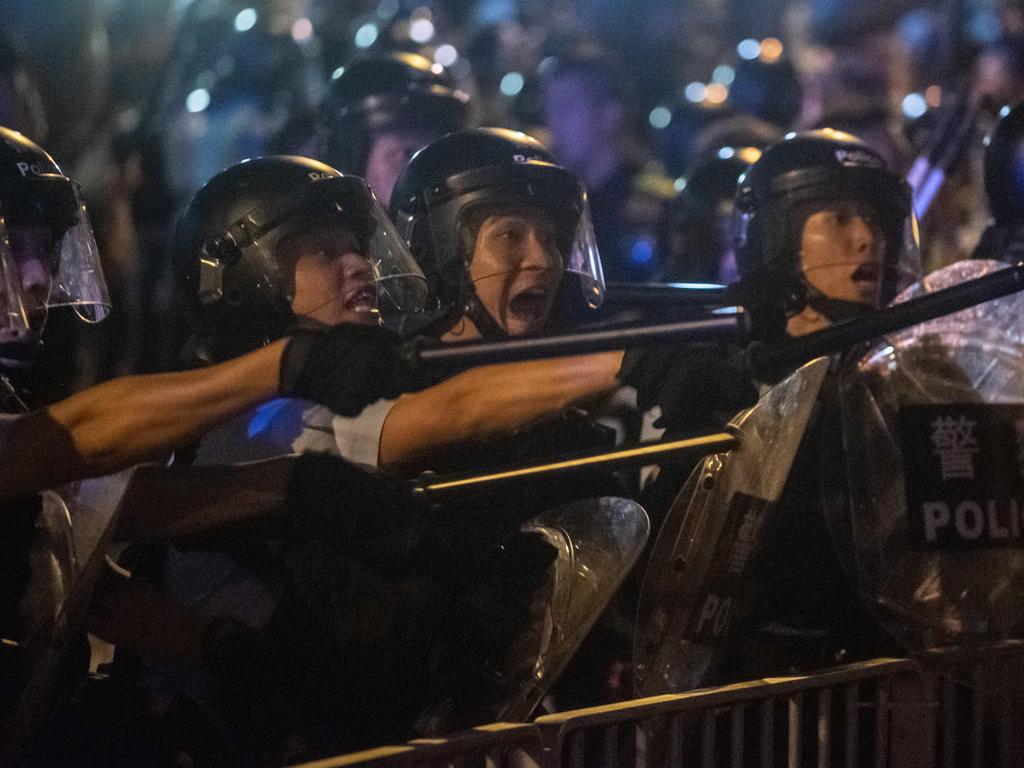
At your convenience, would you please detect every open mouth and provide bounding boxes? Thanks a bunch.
[851,262,882,283]
[343,284,377,314]
[508,286,550,322]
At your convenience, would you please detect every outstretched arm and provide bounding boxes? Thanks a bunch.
[378,351,625,470]
[0,340,288,504]
[0,323,425,504]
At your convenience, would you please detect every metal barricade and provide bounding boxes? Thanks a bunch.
[288,723,545,768]
[292,647,1024,768]
[535,649,1024,768]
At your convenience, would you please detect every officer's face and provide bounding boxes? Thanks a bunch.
[282,224,378,327]
[468,209,564,337]
[365,129,438,207]
[9,223,57,317]
[799,200,887,308]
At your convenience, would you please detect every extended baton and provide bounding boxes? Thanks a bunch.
[402,309,745,371]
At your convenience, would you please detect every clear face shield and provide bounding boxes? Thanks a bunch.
[435,165,605,336]
[203,176,428,329]
[0,187,110,366]
[733,180,921,312]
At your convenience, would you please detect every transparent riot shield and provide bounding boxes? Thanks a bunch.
[828,260,1024,651]
[417,496,649,734]
[496,496,650,722]
[4,471,132,763]
[634,357,830,697]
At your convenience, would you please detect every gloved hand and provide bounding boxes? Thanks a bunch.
[619,343,759,431]
[282,452,424,557]
[279,324,428,416]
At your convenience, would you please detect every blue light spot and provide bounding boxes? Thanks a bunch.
[630,237,655,265]
[737,39,761,60]
[684,82,706,103]
[902,92,927,119]
[355,22,379,48]
[712,64,735,85]
[234,8,257,32]
[185,88,210,113]
[649,106,672,129]
[499,71,525,97]
[247,399,292,439]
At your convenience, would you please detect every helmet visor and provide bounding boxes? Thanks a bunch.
[0,220,32,360]
[426,163,606,333]
[224,175,428,328]
[734,168,919,306]
[51,192,111,323]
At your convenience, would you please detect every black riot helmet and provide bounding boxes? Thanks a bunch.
[729,51,802,129]
[389,127,605,338]
[974,101,1024,261]
[320,52,471,178]
[0,126,109,369]
[669,146,763,283]
[734,129,919,339]
[983,101,1024,226]
[173,156,426,363]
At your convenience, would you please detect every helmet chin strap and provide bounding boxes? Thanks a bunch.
[463,294,509,340]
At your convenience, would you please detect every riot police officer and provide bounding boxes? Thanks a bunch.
[733,128,920,344]
[725,129,920,675]
[0,132,431,764]
[319,51,471,206]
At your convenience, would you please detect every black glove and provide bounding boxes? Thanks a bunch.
[281,452,424,557]
[279,324,428,416]
[619,343,759,431]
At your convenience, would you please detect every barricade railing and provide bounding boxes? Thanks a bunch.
[290,645,1024,768]
[289,722,544,768]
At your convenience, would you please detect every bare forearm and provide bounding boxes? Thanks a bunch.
[380,351,624,469]
[0,340,287,502]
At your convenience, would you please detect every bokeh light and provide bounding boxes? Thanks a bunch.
[355,22,379,48]
[500,71,525,97]
[649,106,672,129]
[185,88,210,113]
[434,44,457,67]
[234,8,257,32]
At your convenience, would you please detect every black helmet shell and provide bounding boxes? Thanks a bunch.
[983,101,1024,226]
[320,52,470,175]
[173,155,376,361]
[0,127,79,235]
[389,127,586,334]
[736,129,911,280]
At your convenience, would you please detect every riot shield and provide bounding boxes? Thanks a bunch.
[828,260,1024,651]
[497,497,650,721]
[2,471,132,763]
[418,496,649,734]
[634,357,830,696]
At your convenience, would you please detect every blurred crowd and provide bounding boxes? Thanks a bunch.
[0,0,1022,391]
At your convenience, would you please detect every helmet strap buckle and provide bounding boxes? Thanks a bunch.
[199,255,226,305]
